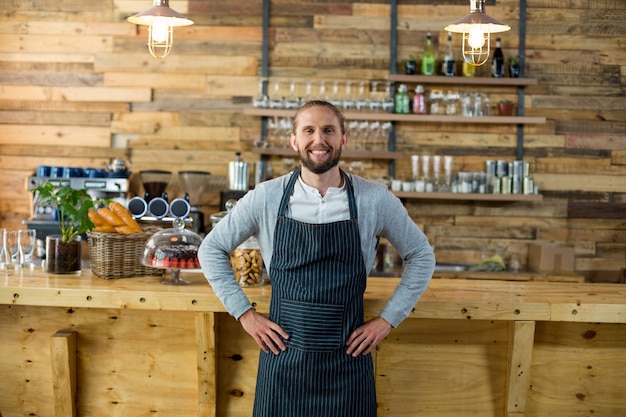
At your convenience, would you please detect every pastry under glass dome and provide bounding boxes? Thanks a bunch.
[141,217,202,285]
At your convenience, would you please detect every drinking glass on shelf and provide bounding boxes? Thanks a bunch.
[284,79,300,109]
[421,155,432,192]
[330,80,342,108]
[317,79,328,101]
[252,77,268,108]
[367,120,382,151]
[347,120,360,150]
[267,116,280,148]
[269,78,284,109]
[0,228,5,271]
[19,229,36,270]
[368,81,382,112]
[356,81,369,111]
[382,82,394,113]
[343,81,356,111]
[4,230,19,270]
[300,80,314,106]
[432,155,441,191]
[357,121,370,150]
[279,117,292,148]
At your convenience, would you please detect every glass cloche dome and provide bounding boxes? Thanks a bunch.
[141,217,203,285]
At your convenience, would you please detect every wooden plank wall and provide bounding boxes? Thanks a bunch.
[0,0,624,282]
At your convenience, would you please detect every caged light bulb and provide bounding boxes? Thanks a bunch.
[150,16,169,44]
[467,26,486,49]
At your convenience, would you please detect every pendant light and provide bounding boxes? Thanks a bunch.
[444,0,510,66]
[127,0,194,59]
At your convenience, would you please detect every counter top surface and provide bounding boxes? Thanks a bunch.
[2,268,625,323]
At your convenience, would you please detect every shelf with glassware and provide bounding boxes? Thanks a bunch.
[243,106,545,125]
[385,74,545,124]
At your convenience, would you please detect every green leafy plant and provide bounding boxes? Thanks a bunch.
[408,54,417,62]
[31,182,95,243]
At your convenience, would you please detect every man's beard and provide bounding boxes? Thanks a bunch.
[297,146,342,174]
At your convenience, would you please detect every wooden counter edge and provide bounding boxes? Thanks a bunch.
[1,269,625,323]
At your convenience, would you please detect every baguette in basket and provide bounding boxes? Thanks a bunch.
[89,202,143,234]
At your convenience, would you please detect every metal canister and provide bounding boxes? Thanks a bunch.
[500,176,512,194]
[496,160,508,177]
[523,177,534,194]
[485,160,496,177]
[228,152,250,191]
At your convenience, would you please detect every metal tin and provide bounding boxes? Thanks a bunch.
[496,160,508,177]
[522,177,534,194]
[500,176,512,194]
[485,160,496,177]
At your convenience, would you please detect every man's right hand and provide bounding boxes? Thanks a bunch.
[238,308,289,355]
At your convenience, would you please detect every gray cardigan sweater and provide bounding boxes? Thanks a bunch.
[198,172,435,328]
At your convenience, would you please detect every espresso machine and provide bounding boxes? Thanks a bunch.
[25,170,130,255]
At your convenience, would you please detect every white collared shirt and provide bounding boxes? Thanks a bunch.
[285,175,350,224]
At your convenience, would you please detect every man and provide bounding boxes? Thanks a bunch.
[199,100,435,417]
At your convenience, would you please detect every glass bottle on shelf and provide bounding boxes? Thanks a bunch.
[462,60,475,77]
[412,84,426,114]
[491,38,505,78]
[441,32,456,76]
[394,83,410,114]
[421,32,435,76]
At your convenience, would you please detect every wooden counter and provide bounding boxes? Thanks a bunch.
[1,269,625,417]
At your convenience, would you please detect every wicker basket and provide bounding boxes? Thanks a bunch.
[87,231,163,279]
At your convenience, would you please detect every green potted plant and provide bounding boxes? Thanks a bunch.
[508,56,520,78]
[31,182,95,274]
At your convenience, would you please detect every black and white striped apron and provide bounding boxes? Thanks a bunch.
[253,168,376,417]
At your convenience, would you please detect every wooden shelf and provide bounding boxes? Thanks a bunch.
[387,75,539,87]
[251,147,403,160]
[393,191,543,202]
[243,107,545,125]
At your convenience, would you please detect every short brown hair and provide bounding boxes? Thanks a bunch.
[292,100,346,136]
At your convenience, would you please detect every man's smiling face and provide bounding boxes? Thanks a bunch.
[290,105,348,175]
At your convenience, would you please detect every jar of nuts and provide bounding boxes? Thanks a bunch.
[230,236,265,287]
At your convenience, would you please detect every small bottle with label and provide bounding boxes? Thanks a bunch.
[412,85,426,114]
[394,84,410,114]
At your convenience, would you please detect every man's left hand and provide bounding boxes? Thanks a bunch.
[345,316,392,357]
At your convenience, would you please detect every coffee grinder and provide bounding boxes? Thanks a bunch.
[128,170,172,219]
[178,170,212,234]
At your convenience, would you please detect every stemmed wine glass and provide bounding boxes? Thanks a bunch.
[284,79,299,109]
[279,117,292,148]
[19,229,36,270]
[252,77,268,108]
[269,78,283,109]
[343,80,356,111]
